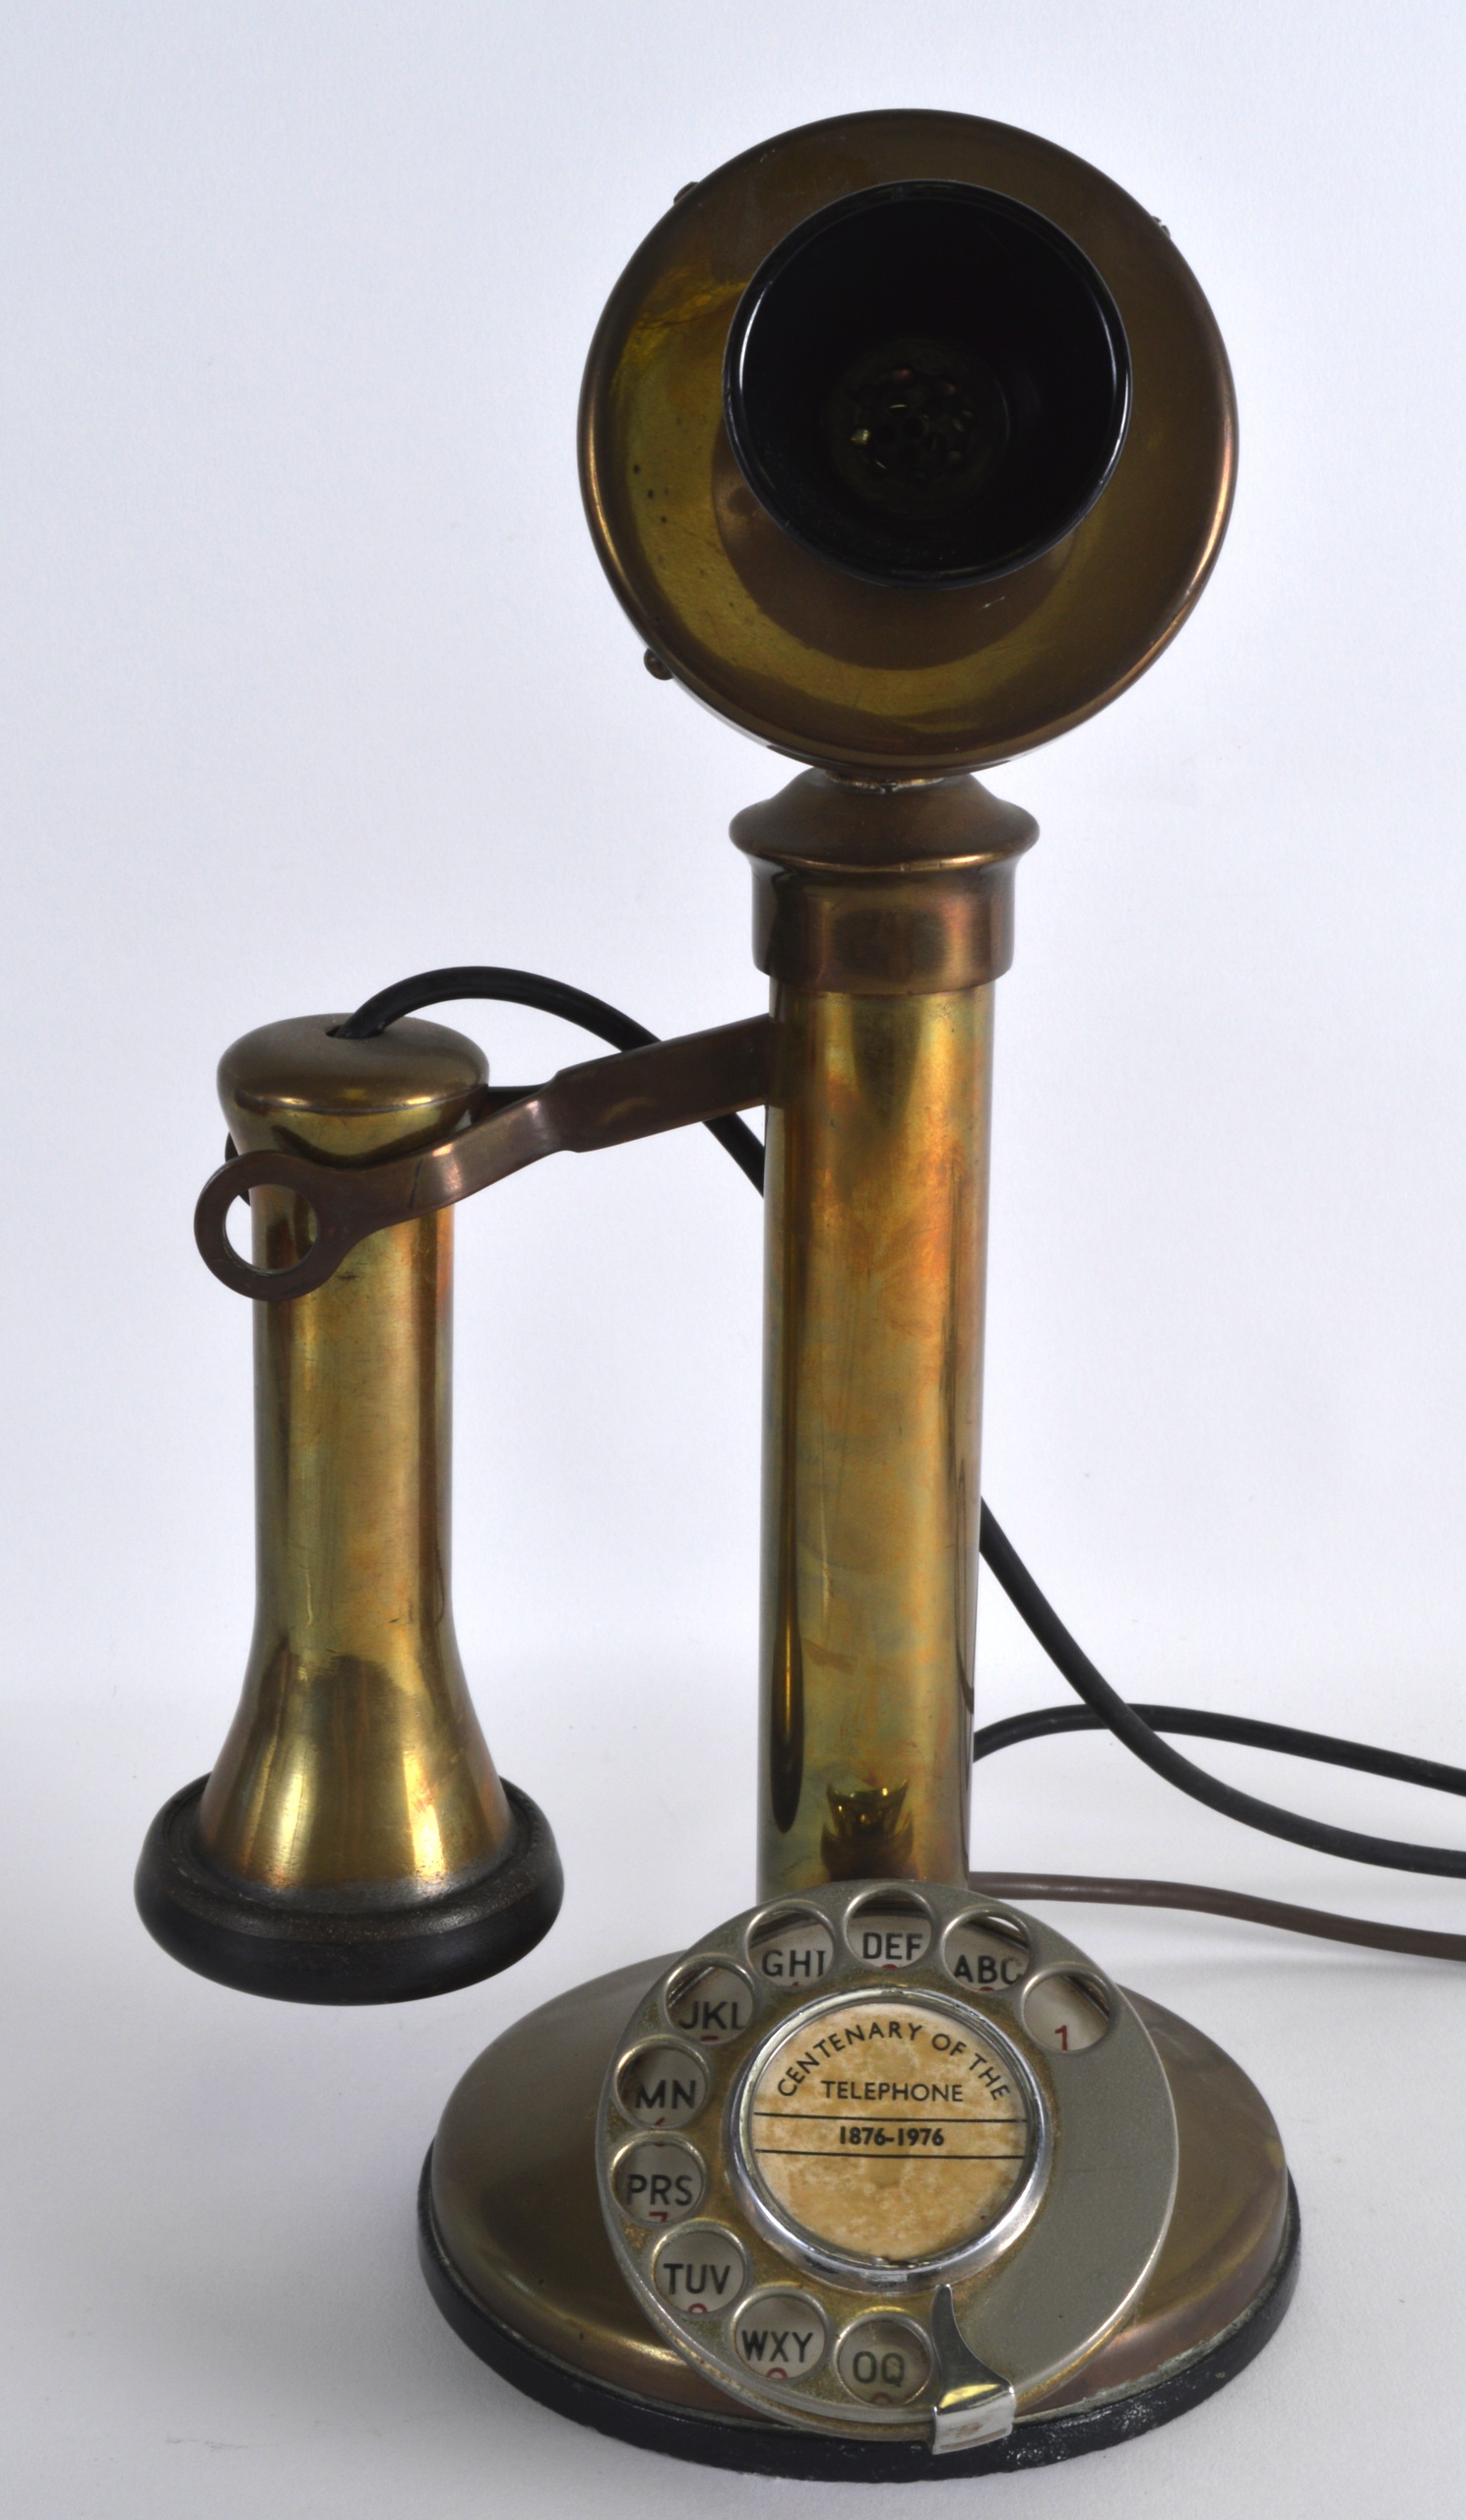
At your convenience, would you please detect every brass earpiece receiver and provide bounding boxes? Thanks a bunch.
[136,1017,561,2001]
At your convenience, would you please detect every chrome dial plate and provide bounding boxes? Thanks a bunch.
[595,1881,1179,2445]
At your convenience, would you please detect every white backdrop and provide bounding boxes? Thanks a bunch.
[3,6,1464,2515]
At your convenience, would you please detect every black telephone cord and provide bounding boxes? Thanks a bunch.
[337,965,766,1188]
[341,964,1466,1959]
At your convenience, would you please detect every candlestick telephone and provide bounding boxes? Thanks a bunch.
[135,110,1466,2482]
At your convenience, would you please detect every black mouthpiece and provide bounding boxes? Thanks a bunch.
[724,180,1131,588]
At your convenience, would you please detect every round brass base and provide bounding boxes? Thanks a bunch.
[421,1957,1297,2477]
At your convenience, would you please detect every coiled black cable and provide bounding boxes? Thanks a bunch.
[343,963,1466,1952]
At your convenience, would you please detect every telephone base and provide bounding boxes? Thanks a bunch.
[419,1957,1298,2478]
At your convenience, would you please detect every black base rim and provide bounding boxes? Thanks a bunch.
[135,1778,562,2004]
[417,2150,1299,2482]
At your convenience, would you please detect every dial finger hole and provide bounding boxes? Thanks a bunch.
[746,1906,835,1988]
[844,1890,933,1971]
[835,2313,932,2405]
[1022,1969,1113,2053]
[651,2223,748,2317]
[732,2288,829,2383]
[615,2042,710,2128]
[664,1959,756,2047]
[942,1909,1031,1995]
[610,2136,706,2228]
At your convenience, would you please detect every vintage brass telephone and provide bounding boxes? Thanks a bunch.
[134,110,1466,2480]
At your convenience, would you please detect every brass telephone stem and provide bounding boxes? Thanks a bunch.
[733,772,1037,1896]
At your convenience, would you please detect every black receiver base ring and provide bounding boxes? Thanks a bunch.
[417,2153,1299,2483]
[135,1776,562,2004]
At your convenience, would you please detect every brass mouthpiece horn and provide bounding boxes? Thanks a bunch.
[135,1015,562,2002]
[580,107,1235,774]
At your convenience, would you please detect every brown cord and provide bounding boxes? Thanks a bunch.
[969,1871,1466,1962]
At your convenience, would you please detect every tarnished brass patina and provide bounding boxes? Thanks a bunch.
[758,978,991,1891]
[734,773,1035,1894]
[581,109,1235,773]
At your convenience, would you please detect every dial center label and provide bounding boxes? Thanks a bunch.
[745,1996,1031,2264]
